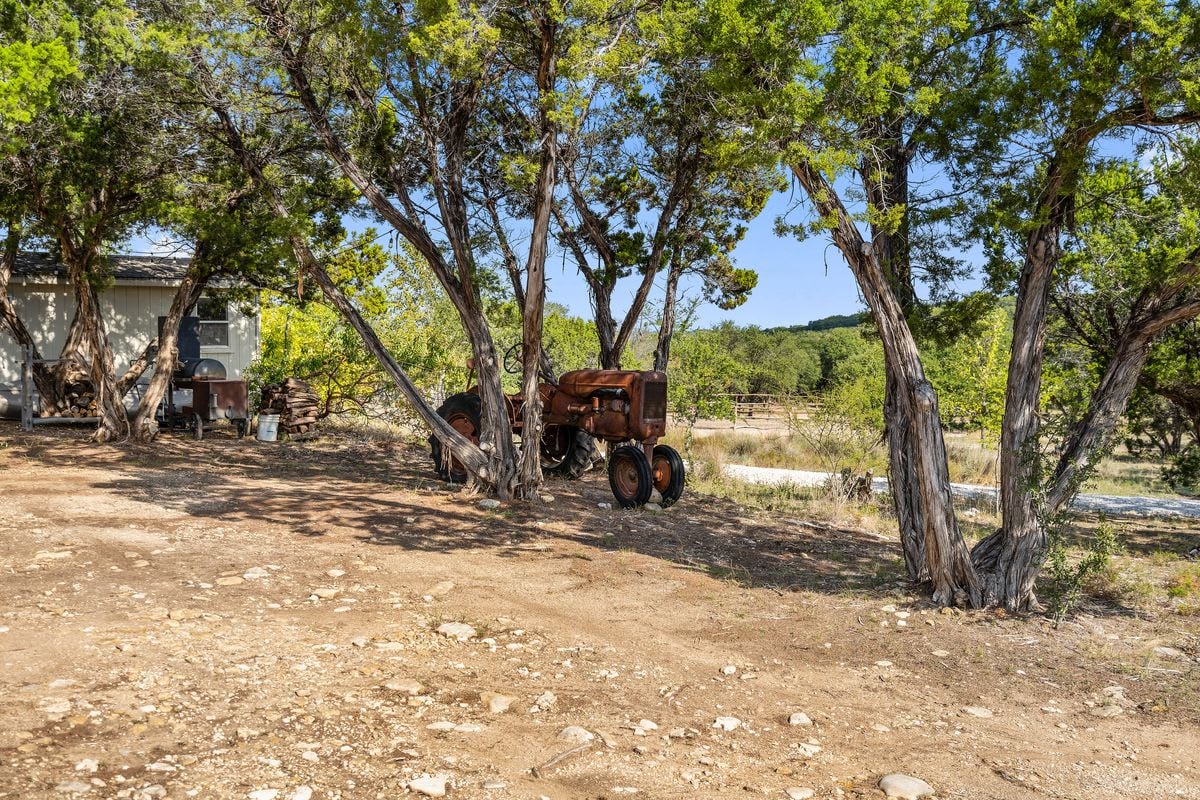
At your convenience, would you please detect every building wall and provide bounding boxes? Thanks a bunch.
[0,280,259,412]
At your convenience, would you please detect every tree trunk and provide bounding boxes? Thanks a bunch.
[516,8,558,498]
[653,251,684,372]
[972,224,1058,610]
[0,225,72,413]
[858,131,926,580]
[884,370,930,582]
[63,243,127,442]
[247,26,519,495]
[200,81,499,490]
[792,160,978,606]
[131,271,206,441]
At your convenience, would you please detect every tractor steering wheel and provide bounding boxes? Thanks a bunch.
[504,341,522,374]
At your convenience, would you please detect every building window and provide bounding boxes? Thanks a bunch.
[197,296,230,347]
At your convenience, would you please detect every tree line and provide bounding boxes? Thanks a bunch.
[2,0,1198,611]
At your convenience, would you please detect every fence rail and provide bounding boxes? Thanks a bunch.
[719,393,819,424]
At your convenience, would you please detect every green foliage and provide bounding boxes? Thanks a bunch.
[1044,520,1122,623]
[248,240,472,419]
[668,328,748,458]
[928,305,1011,440]
[1162,447,1200,495]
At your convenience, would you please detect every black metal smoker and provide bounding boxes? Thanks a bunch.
[160,316,250,440]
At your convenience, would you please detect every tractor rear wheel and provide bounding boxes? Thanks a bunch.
[652,444,685,507]
[430,392,481,483]
[608,445,653,508]
[541,425,594,480]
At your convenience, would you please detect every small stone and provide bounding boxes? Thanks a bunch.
[962,706,994,718]
[871,723,891,733]
[637,719,658,731]
[644,503,663,512]
[408,776,448,797]
[720,664,737,675]
[1090,705,1124,718]
[481,692,514,714]
[878,773,935,799]
[437,622,476,641]
[597,502,612,510]
[215,576,244,586]
[326,569,345,578]
[384,679,424,695]
[713,716,741,732]
[312,587,340,599]
[425,581,456,597]
[248,791,279,800]
[795,742,821,758]
[478,499,501,510]
[788,712,812,726]
[482,781,507,790]
[1153,645,1187,659]
[426,721,457,732]
[558,725,595,744]
[243,567,270,580]
[43,699,71,715]
[289,788,313,800]
[74,759,99,773]
[786,789,815,800]
[55,781,92,794]
[931,649,950,658]
[301,751,319,763]
[531,691,557,712]
[875,660,894,668]
[539,494,555,503]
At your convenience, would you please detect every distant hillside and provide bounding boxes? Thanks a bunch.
[771,312,865,333]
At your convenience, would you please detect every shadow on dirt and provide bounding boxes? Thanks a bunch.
[4,424,911,597]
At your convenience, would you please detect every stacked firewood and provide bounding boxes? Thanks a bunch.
[259,378,321,436]
[64,389,100,418]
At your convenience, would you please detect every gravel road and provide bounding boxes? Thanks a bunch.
[720,463,1200,520]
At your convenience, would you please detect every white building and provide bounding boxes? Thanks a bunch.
[0,252,260,417]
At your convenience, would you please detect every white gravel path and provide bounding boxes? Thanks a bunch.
[719,463,1200,520]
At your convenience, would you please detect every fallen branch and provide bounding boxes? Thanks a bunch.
[530,741,593,778]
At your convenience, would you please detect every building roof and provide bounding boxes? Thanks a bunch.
[12,252,191,283]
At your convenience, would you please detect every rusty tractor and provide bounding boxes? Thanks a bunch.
[429,345,684,508]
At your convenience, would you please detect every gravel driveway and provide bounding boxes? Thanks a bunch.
[720,463,1200,520]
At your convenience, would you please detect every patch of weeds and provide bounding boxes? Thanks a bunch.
[1045,519,1122,624]
[1148,549,1182,567]
[1083,560,1156,609]
[1166,563,1200,599]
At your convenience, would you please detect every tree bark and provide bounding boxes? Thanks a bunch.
[792,160,978,606]
[0,224,72,413]
[199,71,497,488]
[131,269,206,441]
[516,6,558,498]
[249,8,519,495]
[61,240,127,442]
[653,250,684,372]
[858,126,927,580]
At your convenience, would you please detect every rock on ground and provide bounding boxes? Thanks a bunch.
[879,773,935,799]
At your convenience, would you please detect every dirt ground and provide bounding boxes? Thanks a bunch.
[2,425,1199,800]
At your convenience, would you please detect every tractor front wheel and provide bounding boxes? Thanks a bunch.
[652,444,685,507]
[608,445,653,508]
[430,392,482,483]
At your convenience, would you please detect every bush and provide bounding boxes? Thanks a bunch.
[1044,520,1122,623]
[1162,446,1200,494]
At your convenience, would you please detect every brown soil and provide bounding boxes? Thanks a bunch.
[1,424,1198,800]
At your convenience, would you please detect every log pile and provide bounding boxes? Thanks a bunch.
[47,378,98,418]
[259,378,321,436]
